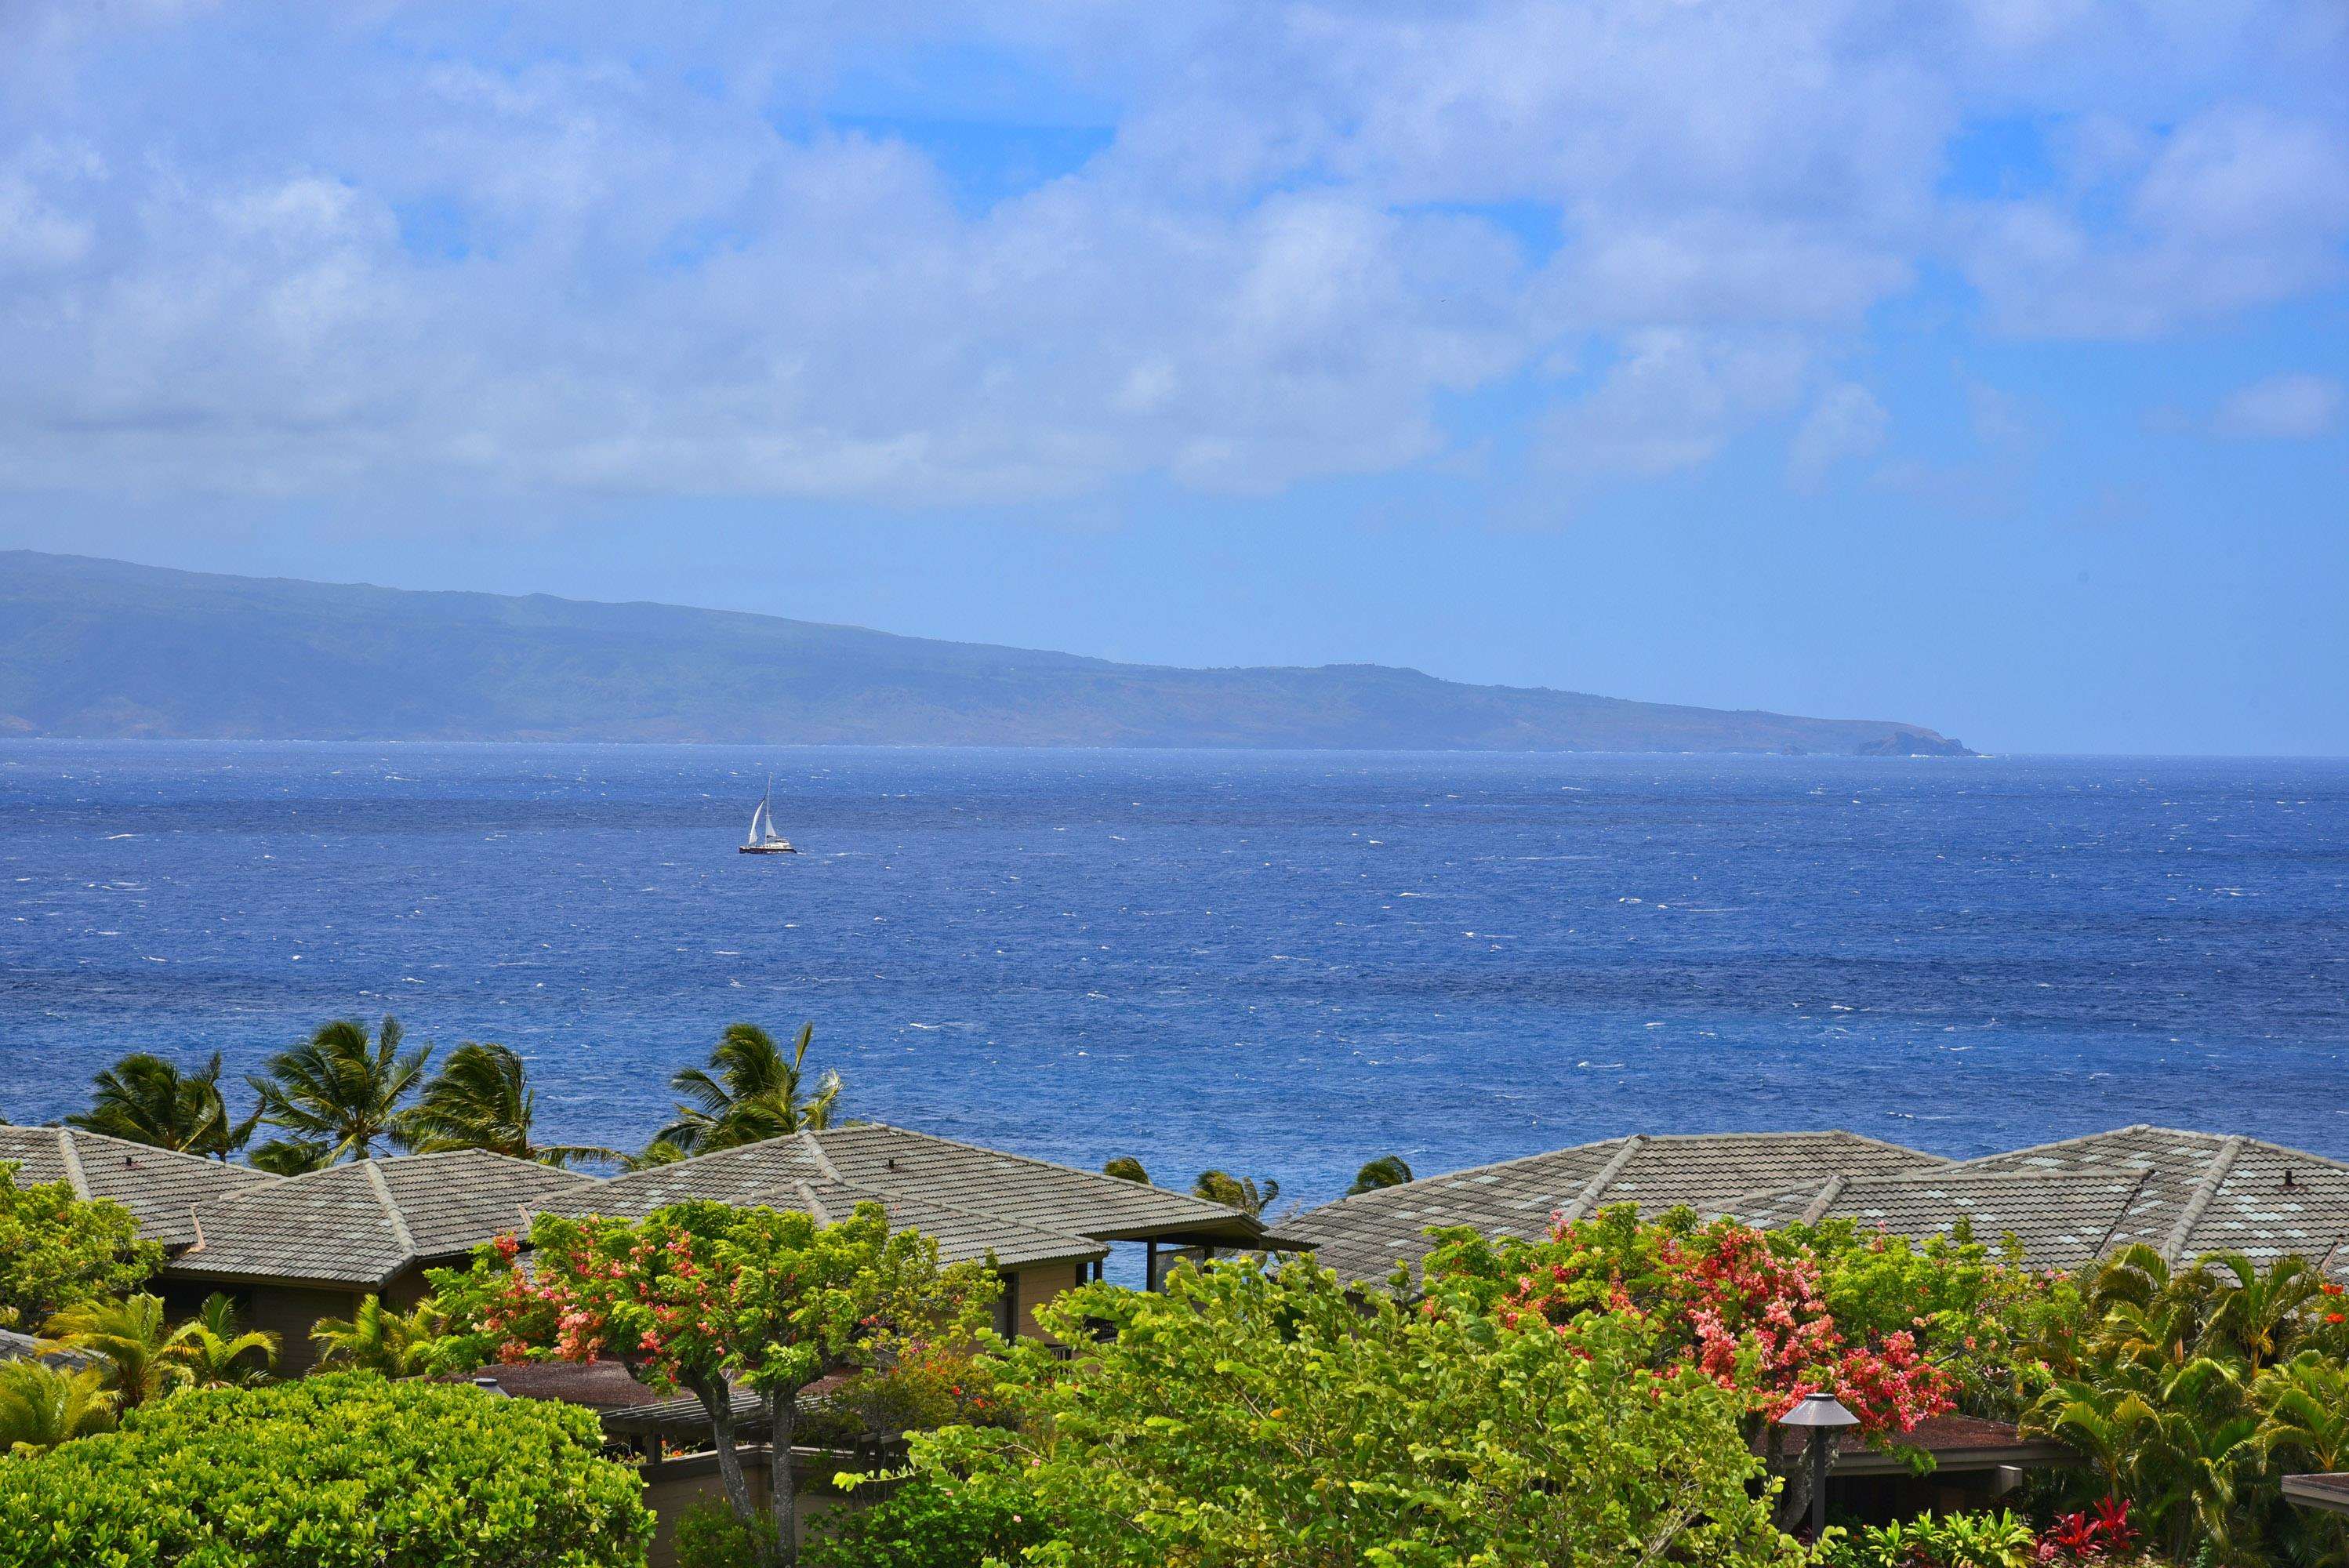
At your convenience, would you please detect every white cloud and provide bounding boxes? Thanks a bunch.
[1788,383,1890,490]
[0,0,2342,506]
[1541,330,1810,477]
[2212,373,2344,440]
[1964,106,2349,339]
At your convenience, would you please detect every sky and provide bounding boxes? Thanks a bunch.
[0,2,2344,755]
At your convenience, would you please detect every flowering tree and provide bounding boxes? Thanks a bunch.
[908,1254,1799,1568]
[431,1199,996,1566]
[1425,1207,1959,1530]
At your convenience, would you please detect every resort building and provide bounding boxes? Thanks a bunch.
[159,1149,594,1372]
[0,1124,277,1249]
[1286,1123,2349,1288]
[541,1123,1280,1341]
[1284,1130,1943,1287]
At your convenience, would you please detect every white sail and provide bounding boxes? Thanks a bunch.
[746,799,767,844]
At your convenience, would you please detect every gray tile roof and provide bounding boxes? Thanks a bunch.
[167,1150,594,1287]
[1286,1131,1944,1287]
[1951,1126,2349,1279]
[811,1123,1267,1244]
[1718,1167,2157,1272]
[539,1123,1251,1269]
[0,1125,278,1249]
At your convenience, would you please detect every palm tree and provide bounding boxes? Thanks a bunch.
[42,1293,183,1410]
[67,1051,256,1159]
[310,1294,445,1378]
[401,1042,619,1167]
[658,1022,840,1154]
[623,1137,690,1171]
[1102,1156,1151,1184]
[0,1361,117,1454]
[247,1138,332,1175]
[161,1293,278,1387]
[1192,1169,1281,1219]
[1346,1155,1413,1194]
[246,1016,430,1163]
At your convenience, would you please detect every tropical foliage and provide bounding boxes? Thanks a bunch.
[0,1166,157,1332]
[0,1362,116,1457]
[245,1015,430,1165]
[1099,1156,1149,1184]
[309,1294,448,1378]
[66,1051,253,1159]
[1345,1152,1413,1192]
[1189,1167,1280,1217]
[891,1253,1799,1568]
[42,1293,186,1410]
[1425,1207,1972,1529]
[159,1292,278,1386]
[0,1374,652,1568]
[659,1022,842,1154]
[430,1198,996,1566]
[2021,1245,2349,1566]
[399,1040,619,1166]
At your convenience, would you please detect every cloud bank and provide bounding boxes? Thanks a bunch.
[0,0,2343,508]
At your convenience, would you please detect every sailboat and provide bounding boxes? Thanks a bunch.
[739,779,797,854]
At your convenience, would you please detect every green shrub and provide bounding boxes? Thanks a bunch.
[1810,1510,2038,1568]
[0,1163,158,1331]
[0,1371,652,1567]
[672,1499,777,1568]
[802,1474,1045,1568]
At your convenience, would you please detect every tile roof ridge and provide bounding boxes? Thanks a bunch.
[1799,1174,1848,1225]
[362,1157,418,1264]
[2161,1134,2247,1264]
[1945,1127,2168,1167]
[796,1129,843,1182]
[794,1179,831,1225]
[838,1122,1253,1221]
[1306,1135,1640,1218]
[53,1128,90,1200]
[2138,1127,2349,1172]
[1556,1135,1645,1226]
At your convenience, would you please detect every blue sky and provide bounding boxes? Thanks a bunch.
[0,2,2344,754]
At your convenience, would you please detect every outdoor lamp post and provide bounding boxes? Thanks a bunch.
[1777,1391,1860,1541]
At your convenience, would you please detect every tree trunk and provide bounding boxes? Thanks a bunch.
[767,1382,801,1566]
[690,1373,759,1539]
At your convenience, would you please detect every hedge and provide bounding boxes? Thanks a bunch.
[0,1372,652,1567]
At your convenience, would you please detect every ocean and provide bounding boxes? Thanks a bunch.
[3,742,2345,1210]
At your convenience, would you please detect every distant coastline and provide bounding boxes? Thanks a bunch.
[1,550,1973,757]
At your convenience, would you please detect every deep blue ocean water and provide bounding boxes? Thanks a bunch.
[3,742,2346,1211]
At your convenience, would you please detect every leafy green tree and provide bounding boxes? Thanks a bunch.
[659,1022,841,1154]
[1100,1156,1149,1184]
[1191,1167,1280,1218]
[1345,1153,1413,1193]
[310,1294,447,1378]
[401,1041,619,1167]
[42,1293,182,1410]
[0,1165,158,1332]
[162,1292,278,1387]
[432,1200,995,1566]
[67,1051,256,1159]
[246,1015,430,1163]
[0,1373,652,1567]
[0,1362,116,1456]
[908,1254,1799,1568]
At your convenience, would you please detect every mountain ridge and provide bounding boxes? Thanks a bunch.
[0,550,1973,755]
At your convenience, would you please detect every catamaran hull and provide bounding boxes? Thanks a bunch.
[739,844,797,854]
